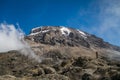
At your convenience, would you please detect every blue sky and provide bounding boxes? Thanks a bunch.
[0,0,120,46]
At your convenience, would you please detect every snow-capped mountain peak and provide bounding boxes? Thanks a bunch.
[27,26,120,52]
[30,26,87,38]
[77,29,87,38]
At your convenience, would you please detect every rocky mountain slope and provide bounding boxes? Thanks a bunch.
[28,26,120,51]
[0,26,120,80]
[27,26,120,60]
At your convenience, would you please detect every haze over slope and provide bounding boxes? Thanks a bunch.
[0,23,41,62]
[0,24,24,52]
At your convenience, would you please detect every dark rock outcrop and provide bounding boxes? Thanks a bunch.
[27,26,120,52]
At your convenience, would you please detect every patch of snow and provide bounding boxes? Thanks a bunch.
[60,27,71,36]
[31,26,41,32]
[77,30,87,38]
[30,30,49,36]
[41,30,49,33]
[77,29,86,35]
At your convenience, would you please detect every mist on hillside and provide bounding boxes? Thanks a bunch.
[0,23,41,62]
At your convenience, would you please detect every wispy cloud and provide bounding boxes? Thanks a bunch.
[0,24,24,52]
[0,23,41,62]
[67,0,120,46]
[94,0,120,45]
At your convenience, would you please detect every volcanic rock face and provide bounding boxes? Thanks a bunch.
[28,26,90,48]
[28,26,120,51]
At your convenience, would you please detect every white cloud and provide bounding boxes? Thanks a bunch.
[94,0,120,45]
[67,0,120,46]
[0,23,41,62]
[0,24,24,52]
